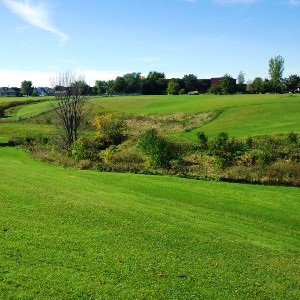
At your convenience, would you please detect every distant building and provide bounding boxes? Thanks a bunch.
[0,87,19,97]
[210,77,223,86]
[33,87,54,96]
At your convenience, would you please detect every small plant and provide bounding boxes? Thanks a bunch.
[71,139,86,161]
[197,132,209,151]
[101,145,117,163]
[287,131,298,144]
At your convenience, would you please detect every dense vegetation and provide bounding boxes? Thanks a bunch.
[1,94,299,186]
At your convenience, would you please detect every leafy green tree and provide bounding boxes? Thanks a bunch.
[269,55,284,93]
[20,80,33,96]
[95,80,108,95]
[183,74,198,93]
[237,71,246,93]
[113,76,126,94]
[123,72,142,94]
[251,77,263,94]
[71,80,90,95]
[167,80,181,95]
[284,74,300,92]
[142,71,166,95]
[221,74,236,94]
[261,79,272,94]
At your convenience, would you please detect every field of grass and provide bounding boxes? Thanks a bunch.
[3,101,55,121]
[89,94,300,138]
[0,94,299,142]
[0,146,299,299]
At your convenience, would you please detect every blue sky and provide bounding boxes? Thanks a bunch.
[0,0,299,87]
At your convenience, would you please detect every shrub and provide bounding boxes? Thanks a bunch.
[197,132,208,151]
[138,128,182,168]
[93,113,127,145]
[287,131,298,144]
[211,132,240,168]
[71,139,86,161]
[100,145,117,163]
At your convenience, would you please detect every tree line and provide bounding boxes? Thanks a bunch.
[15,55,300,97]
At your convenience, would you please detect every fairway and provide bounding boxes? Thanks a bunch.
[0,147,299,299]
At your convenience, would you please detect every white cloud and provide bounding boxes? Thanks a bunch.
[1,0,69,42]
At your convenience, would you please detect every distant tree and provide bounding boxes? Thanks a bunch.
[183,74,198,92]
[123,72,142,94]
[167,79,181,95]
[269,55,284,93]
[221,74,236,94]
[237,71,246,93]
[113,76,126,94]
[20,80,33,96]
[142,71,166,95]
[251,77,263,94]
[72,80,90,95]
[261,78,272,94]
[208,84,222,95]
[284,74,300,92]
[95,80,107,95]
[198,79,211,94]
[106,80,115,96]
[51,70,87,149]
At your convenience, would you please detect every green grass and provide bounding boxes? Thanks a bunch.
[1,147,299,299]
[0,94,299,142]
[0,123,54,140]
[4,101,55,120]
[90,94,300,138]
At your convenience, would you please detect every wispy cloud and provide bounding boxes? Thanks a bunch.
[289,0,300,6]
[1,0,69,42]
[141,57,159,63]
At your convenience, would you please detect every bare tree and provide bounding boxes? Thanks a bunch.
[51,70,87,149]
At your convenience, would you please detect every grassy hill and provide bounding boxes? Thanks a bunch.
[88,94,300,138]
[0,146,299,299]
[0,94,299,142]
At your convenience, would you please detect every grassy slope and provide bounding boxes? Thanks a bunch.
[0,94,299,141]
[90,94,300,137]
[0,147,299,299]
[4,101,55,120]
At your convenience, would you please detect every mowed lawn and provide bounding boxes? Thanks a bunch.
[0,147,299,299]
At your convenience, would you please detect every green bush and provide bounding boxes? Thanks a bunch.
[211,132,240,168]
[138,128,182,168]
[197,132,209,151]
[93,113,127,145]
[71,139,86,161]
